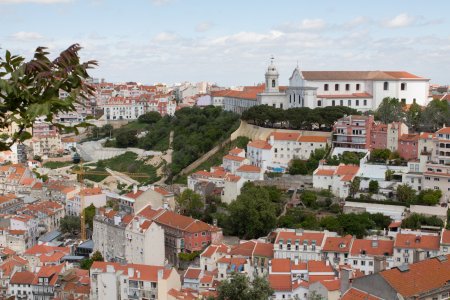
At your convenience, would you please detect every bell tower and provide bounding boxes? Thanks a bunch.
[265,56,279,93]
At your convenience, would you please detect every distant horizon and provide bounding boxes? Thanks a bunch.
[1,0,449,86]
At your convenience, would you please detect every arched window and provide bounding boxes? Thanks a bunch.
[383,82,389,90]
[272,80,276,88]
[401,83,407,91]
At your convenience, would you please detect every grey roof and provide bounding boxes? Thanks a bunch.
[61,255,85,261]
[77,240,94,249]
[38,230,62,243]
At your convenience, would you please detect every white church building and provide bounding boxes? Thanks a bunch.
[220,58,430,113]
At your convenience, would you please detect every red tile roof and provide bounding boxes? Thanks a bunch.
[436,127,450,135]
[268,274,301,292]
[320,279,341,291]
[380,255,450,298]
[229,147,244,155]
[271,258,292,273]
[10,271,35,285]
[394,233,440,250]
[270,132,300,141]
[322,235,353,253]
[350,239,394,256]
[247,140,272,150]
[223,155,246,162]
[318,93,373,99]
[184,268,201,280]
[315,169,335,176]
[236,165,261,173]
[341,287,382,300]
[297,135,328,143]
[307,261,334,273]
[275,231,325,245]
[302,71,425,81]
[91,262,171,282]
[442,229,450,244]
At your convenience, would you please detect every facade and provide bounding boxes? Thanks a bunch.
[393,233,441,266]
[348,239,394,275]
[332,115,374,149]
[313,164,360,198]
[321,235,353,267]
[246,140,273,171]
[273,229,334,261]
[66,187,106,216]
[125,216,165,266]
[90,262,181,300]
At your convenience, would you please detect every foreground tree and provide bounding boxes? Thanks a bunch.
[80,250,104,270]
[375,97,404,123]
[176,189,204,219]
[396,184,416,203]
[0,44,96,150]
[215,273,273,300]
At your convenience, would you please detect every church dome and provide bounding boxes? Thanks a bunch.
[265,58,279,76]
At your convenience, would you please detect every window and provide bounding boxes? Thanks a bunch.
[353,260,358,265]
[335,84,339,91]
[345,84,350,91]
[348,100,351,106]
[356,100,359,106]
[383,82,389,90]
[401,83,406,90]
[356,83,360,91]
[272,80,276,88]
[318,100,322,107]
[363,99,367,106]
[332,100,335,106]
[361,261,366,266]
[324,84,329,91]
[340,100,343,106]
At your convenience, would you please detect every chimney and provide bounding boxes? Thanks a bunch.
[133,185,138,194]
[157,269,164,280]
[371,240,379,248]
[136,270,140,279]
[106,265,115,273]
[213,218,218,227]
[294,258,299,265]
[325,260,330,266]
[128,268,134,277]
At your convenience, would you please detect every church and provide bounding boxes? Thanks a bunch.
[219,58,430,114]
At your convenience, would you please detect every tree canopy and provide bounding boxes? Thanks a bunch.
[0,44,96,150]
[176,189,204,219]
[214,273,273,300]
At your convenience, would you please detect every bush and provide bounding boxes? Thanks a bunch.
[178,251,200,262]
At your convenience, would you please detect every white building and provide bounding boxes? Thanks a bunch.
[125,216,165,266]
[393,233,441,266]
[223,59,429,113]
[104,97,146,120]
[313,164,360,198]
[90,262,181,300]
[273,229,336,261]
[66,187,106,216]
[348,238,394,275]
[246,140,273,171]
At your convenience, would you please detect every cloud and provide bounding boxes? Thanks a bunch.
[210,30,284,46]
[150,0,171,5]
[196,21,213,33]
[10,31,44,41]
[383,13,416,28]
[0,0,70,3]
[343,16,370,29]
[153,32,179,42]
[299,18,326,30]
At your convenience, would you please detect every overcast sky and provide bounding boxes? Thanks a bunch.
[1,0,449,86]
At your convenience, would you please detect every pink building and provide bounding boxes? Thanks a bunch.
[370,123,387,150]
[333,115,374,149]
[398,133,419,160]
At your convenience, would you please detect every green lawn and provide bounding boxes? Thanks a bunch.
[43,161,73,169]
[78,152,159,184]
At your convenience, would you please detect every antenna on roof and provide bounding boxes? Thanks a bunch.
[270,55,274,64]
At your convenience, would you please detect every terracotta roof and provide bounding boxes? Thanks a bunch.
[223,154,246,162]
[298,135,328,143]
[154,187,171,196]
[394,233,440,250]
[33,264,64,286]
[229,147,244,155]
[302,70,425,81]
[419,132,435,139]
[380,255,450,298]
[269,132,300,141]
[275,231,325,245]
[225,174,241,182]
[79,187,102,196]
[341,287,382,300]
[247,140,272,150]
[253,242,274,258]
[271,258,291,273]
[137,205,163,220]
[399,133,419,142]
[442,229,450,244]
[315,169,335,176]
[124,190,145,199]
[201,244,230,258]
[10,271,35,285]
[322,235,353,253]
[268,274,300,292]
[24,244,70,256]
[320,279,340,291]
[184,268,201,280]
[307,261,334,273]
[436,127,450,135]
[236,165,261,173]
[388,221,402,228]
[91,262,170,282]
[350,239,394,256]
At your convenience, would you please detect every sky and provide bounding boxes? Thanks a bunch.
[1,0,449,86]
